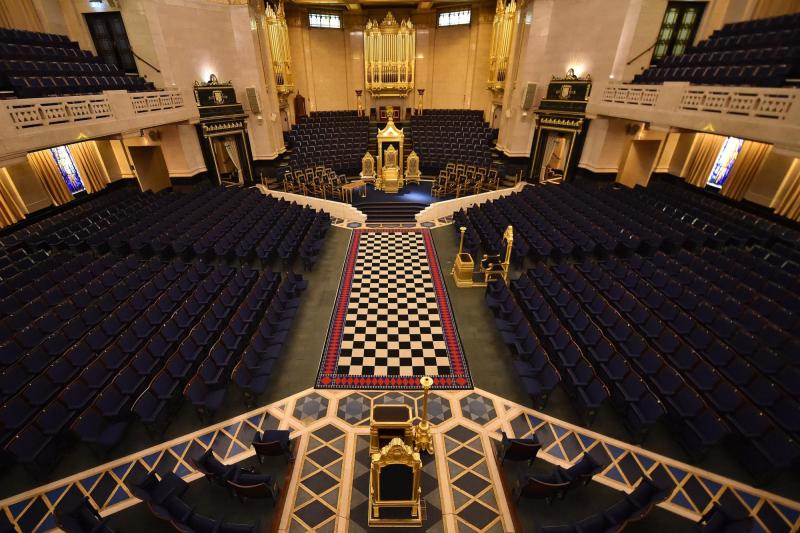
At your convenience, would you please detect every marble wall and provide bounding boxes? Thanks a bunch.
[285,4,496,119]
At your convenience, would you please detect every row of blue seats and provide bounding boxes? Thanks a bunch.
[14,187,331,268]
[71,266,256,453]
[0,260,214,472]
[0,42,92,62]
[8,74,155,97]
[0,28,72,46]
[546,259,798,479]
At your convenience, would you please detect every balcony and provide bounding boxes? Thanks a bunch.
[0,88,198,165]
[587,82,800,151]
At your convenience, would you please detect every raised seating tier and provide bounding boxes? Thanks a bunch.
[632,13,800,86]
[455,181,798,262]
[411,109,493,173]
[0,27,155,97]
[285,111,369,175]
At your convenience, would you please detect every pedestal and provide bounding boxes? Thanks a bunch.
[453,253,475,288]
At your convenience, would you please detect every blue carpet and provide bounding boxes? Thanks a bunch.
[351,182,435,206]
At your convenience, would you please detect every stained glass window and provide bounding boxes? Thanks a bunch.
[707,137,743,189]
[309,13,341,29]
[438,9,471,27]
[50,146,86,195]
[652,2,705,64]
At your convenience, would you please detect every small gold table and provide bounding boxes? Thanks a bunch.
[342,179,367,204]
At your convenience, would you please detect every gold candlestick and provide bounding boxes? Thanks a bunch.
[414,376,434,455]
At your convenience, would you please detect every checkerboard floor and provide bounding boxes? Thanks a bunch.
[316,230,471,389]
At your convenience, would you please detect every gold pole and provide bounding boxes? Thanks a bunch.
[458,226,466,255]
[414,376,434,454]
[502,225,513,282]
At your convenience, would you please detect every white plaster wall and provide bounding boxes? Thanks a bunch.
[621,0,668,82]
[54,0,164,87]
[578,117,632,173]
[308,28,349,111]
[157,124,207,178]
[5,161,53,213]
[744,151,794,206]
[617,139,661,187]
[432,25,471,108]
[140,0,283,160]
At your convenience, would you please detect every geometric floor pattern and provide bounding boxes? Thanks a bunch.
[2,388,799,532]
[316,230,472,390]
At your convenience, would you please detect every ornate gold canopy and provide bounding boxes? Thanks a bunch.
[376,108,405,178]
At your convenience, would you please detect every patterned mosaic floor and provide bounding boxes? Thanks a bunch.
[316,230,472,390]
[3,387,799,533]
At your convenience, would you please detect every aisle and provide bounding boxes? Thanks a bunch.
[315,229,472,389]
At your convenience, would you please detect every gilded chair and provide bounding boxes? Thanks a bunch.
[405,151,421,185]
[294,170,308,195]
[282,171,295,193]
[431,171,448,198]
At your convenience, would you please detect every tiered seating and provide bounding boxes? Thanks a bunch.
[455,182,791,262]
[0,27,155,97]
[0,185,146,249]
[411,109,493,173]
[282,164,348,200]
[430,162,502,198]
[286,111,369,174]
[131,472,259,532]
[511,256,798,478]
[541,476,671,532]
[0,253,307,472]
[632,13,800,86]
[9,187,330,267]
[516,453,602,502]
[186,273,305,415]
[191,449,280,501]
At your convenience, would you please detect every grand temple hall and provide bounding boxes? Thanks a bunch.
[0,0,799,531]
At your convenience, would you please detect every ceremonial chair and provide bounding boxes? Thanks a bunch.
[379,145,402,193]
[368,438,422,526]
[405,151,421,185]
[431,171,448,198]
[481,253,505,283]
[360,151,376,181]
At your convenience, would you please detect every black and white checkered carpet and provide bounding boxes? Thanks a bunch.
[316,230,471,389]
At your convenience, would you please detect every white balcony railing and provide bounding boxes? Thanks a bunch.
[130,90,186,114]
[7,95,114,130]
[0,89,198,164]
[589,82,800,150]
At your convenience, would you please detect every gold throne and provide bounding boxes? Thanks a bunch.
[376,106,405,194]
[368,438,423,527]
[378,145,402,193]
